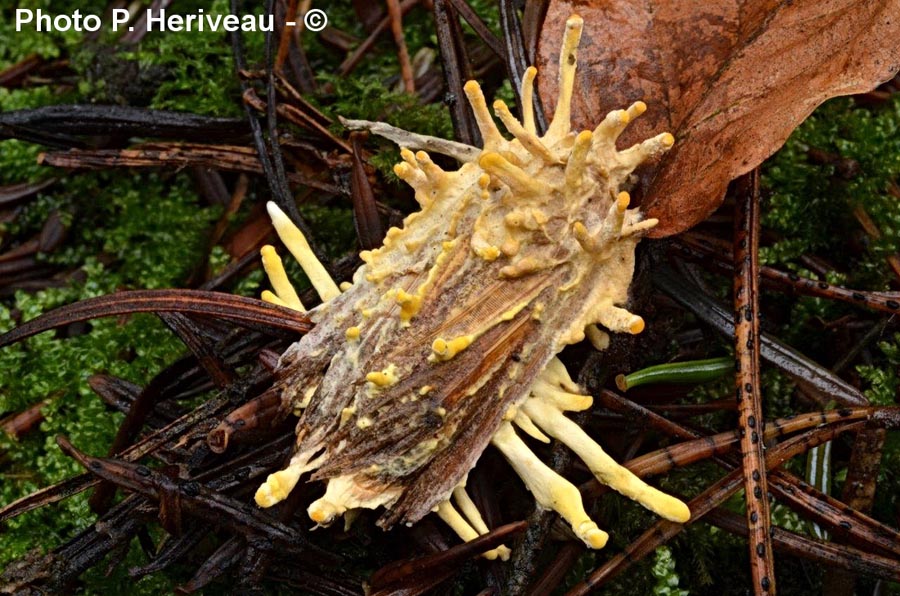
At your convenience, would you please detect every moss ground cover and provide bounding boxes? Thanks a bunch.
[1,1,899,593]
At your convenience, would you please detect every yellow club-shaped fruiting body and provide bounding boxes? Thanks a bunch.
[235,14,689,557]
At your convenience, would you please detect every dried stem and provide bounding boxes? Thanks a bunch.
[39,143,340,194]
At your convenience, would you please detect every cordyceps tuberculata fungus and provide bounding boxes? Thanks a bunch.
[210,14,690,559]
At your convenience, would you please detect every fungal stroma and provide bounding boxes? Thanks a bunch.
[219,14,690,558]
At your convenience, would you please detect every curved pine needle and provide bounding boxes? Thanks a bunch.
[444,0,505,58]
[0,395,232,523]
[158,312,236,389]
[0,474,95,525]
[177,537,246,593]
[590,390,900,568]
[0,289,311,350]
[129,526,206,579]
[593,390,891,484]
[0,105,251,146]
[0,177,57,207]
[38,143,341,195]
[433,0,478,145]
[629,410,876,477]
[768,469,900,559]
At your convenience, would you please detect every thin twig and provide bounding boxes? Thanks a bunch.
[705,507,900,584]
[39,143,340,194]
[0,105,250,147]
[386,0,416,92]
[338,0,419,77]
[275,0,300,72]
[444,0,504,58]
[433,0,478,145]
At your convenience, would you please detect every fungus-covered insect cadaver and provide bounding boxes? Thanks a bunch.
[234,14,690,556]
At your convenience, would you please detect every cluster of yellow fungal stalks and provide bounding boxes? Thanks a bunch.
[250,14,689,557]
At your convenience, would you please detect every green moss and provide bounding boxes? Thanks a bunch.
[2,0,900,593]
[0,87,74,185]
[319,74,454,180]
[0,2,109,69]
[0,6,257,585]
[123,0,257,115]
[651,546,689,596]
[857,332,900,407]
[0,172,219,571]
[762,96,900,288]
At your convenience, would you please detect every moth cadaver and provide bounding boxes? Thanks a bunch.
[212,14,690,557]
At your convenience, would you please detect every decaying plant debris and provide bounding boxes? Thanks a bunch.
[2,1,900,595]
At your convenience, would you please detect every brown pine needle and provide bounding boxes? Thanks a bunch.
[386,0,416,93]
[732,170,776,594]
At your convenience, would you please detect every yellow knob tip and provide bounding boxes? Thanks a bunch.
[629,317,645,334]
[463,80,480,94]
[672,503,691,523]
[478,152,503,169]
[585,527,608,549]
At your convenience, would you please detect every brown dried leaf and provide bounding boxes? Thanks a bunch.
[537,0,900,237]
